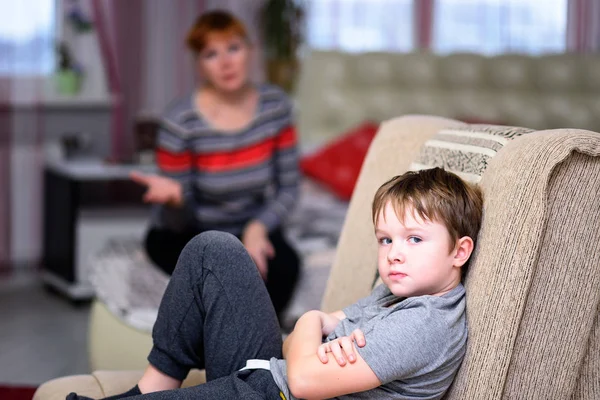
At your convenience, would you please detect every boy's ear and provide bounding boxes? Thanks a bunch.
[453,236,474,267]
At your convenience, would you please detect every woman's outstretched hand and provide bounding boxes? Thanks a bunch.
[242,220,275,280]
[317,329,366,366]
[130,171,183,207]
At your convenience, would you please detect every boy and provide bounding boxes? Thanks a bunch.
[68,167,483,400]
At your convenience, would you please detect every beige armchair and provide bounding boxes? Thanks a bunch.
[35,115,600,399]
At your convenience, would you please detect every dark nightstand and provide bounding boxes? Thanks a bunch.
[42,158,156,301]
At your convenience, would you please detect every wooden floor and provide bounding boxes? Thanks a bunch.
[0,261,330,387]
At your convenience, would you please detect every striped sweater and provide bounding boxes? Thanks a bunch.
[152,84,300,235]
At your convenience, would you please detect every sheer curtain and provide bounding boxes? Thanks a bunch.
[0,0,53,269]
[303,0,572,55]
[432,0,568,54]
[305,0,415,52]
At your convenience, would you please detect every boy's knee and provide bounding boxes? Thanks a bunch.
[188,231,240,248]
[184,231,243,257]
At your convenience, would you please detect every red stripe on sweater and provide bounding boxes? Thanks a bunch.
[157,148,193,172]
[277,125,297,149]
[196,138,276,172]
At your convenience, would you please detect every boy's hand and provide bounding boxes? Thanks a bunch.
[317,329,366,366]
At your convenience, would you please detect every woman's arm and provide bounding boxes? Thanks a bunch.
[130,116,195,231]
[155,121,194,204]
[285,311,380,400]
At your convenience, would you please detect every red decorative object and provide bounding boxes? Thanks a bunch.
[0,384,37,400]
[300,122,380,201]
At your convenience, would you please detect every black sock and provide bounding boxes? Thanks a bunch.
[65,385,142,400]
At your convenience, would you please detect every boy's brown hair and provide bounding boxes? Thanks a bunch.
[186,10,249,54]
[372,167,484,272]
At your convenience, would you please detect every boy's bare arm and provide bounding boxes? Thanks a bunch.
[282,310,345,359]
[285,310,380,399]
[329,310,347,320]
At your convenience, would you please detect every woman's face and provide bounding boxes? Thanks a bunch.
[196,34,251,93]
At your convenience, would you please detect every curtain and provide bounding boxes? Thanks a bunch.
[304,0,415,52]
[0,81,12,270]
[414,0,434,50]
[567,0,600,52]
[0,1,49,270]
[431,0,568,55]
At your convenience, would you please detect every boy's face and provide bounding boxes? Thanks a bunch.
[375,201,464,298]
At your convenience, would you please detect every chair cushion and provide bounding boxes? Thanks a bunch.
[33,370,206,400]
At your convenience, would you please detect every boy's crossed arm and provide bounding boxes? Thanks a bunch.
[283,310,380,400]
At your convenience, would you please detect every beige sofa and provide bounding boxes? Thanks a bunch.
[35,115,600,399]
[296,51,600,148]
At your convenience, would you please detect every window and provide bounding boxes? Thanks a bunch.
[305,0,414,52]
[433,0,568,55]
[0,0,56,75]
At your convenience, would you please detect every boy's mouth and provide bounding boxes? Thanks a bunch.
[389,272,407,280]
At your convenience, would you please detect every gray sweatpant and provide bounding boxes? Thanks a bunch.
[128,231,284,399]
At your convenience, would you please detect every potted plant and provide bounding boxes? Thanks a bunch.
[54,41,83,95]
[260,0,305,92]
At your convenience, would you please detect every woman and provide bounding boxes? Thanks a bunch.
[131,10,301,322]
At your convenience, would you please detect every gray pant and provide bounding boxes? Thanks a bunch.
[129,231,284,399]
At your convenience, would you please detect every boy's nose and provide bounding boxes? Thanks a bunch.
[388,245,405,263]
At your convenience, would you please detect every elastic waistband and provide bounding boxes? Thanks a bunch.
[239,359,271,371]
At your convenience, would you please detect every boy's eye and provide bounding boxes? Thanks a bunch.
[228,43,241,52]
[408,236,422,244]
[378,237,392,245]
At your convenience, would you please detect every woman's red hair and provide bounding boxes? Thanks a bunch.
[186,10,249,54]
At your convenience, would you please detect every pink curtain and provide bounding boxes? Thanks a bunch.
[567,0,600,52]
[414,0,434,50]
[92,0,145,162]
[0,80,12,270]
[0,4,46,271]
[92,0,206,162]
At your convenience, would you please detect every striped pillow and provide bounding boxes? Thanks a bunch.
[409,125,535,183]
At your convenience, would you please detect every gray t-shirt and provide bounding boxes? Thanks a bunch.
[270,283,467,400]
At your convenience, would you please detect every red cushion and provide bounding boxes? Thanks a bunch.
[300,122,379,200]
